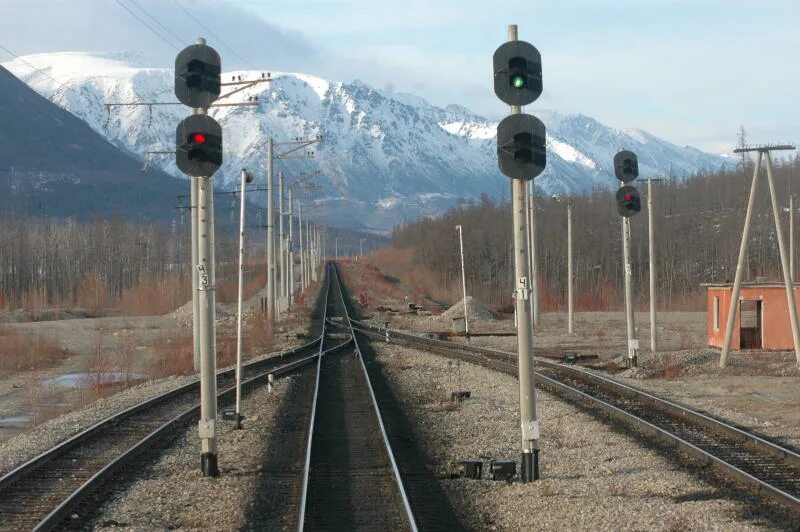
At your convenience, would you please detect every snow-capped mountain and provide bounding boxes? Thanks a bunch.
[3,52,729,232]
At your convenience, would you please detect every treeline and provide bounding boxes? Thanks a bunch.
[0,216,266,315]
[390,155,800,312]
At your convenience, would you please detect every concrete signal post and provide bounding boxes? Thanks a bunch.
[613,150,642,368]
[493,24,545,482]
[174,38,223,477]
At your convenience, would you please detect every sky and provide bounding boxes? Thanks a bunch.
[0,0,797,153]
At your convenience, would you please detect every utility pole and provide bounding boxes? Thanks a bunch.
[456,225,470,336]
[567,199,574,335]
[493,24,544,482]
[298,204,305,291]
[234,169,252,429]
[359,238,365,261]
[266,138,276,326]
[278,171,286,311]
[288,188,294,307]
[648,177,659,352]
[720,144,799,368]
[335,237,339,261]
[790,194,795,282]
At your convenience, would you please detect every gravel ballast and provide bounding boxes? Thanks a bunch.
[368,341,794,531]
[92,369,314,530]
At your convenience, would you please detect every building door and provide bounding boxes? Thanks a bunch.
[739,300,762,349]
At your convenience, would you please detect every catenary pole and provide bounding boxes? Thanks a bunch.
[508,23,540,483]
[288,188,294,307]
[765,152,800,366]
[720,151,762,367]
[278,171,285,310]
[266,138,275,326]
[648,177,658,352]
[298,204,305,291]
[567,199,574,335]
[790,194,795,282]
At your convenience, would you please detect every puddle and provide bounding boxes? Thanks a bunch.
[43,372,142,389]
[0,414,32,426]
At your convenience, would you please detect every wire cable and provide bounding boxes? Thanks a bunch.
[127,0,187,48]
[0,44,70,98]
[172,0,258,70]
[115,0,181,52]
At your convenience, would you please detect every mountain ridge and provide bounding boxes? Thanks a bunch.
[3,51,731,232]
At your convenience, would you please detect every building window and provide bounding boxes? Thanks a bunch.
[713,296,720,331]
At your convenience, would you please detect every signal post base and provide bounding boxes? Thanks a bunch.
[521,450,539,483]
[201,452,219,477]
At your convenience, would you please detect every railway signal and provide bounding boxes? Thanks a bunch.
[616,185,641,217]
[175,38,223,478]
[613,149,640,368]
[176,114,223,177]
[496,114,546,180]
[493,25,543,483]
[613,149,639,183]
[174,42,221,108]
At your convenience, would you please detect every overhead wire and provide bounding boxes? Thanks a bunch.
[171,0,258,70]
[127,0,188,48]
[0,44,70,98]
[114,0,181,52]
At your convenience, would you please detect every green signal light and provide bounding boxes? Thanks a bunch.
[511,75,526,89]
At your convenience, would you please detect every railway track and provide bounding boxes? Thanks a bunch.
[350,319,800,516]
[297,263,417,531]
[0,279,329,531]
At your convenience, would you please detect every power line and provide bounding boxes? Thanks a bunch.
[0,44,70,98]
[114,0,180,52]
[172,0,258,70]
[128,0,187,48]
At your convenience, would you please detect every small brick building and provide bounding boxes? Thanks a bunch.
[705,281,800,350]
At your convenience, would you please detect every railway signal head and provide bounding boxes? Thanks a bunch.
[614,150,639,183]
[174,43,221,108]
[496,113,547,180]
[493,40,543,106]
[176,114,223,176]
[616,185,641,217]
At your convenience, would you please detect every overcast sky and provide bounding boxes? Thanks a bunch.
[1,0,797,153]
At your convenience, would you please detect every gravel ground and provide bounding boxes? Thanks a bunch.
[92,369,314,530]
[369,342,795,531]
[0,374,195,476]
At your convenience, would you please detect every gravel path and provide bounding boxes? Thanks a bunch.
[369,341,795,531]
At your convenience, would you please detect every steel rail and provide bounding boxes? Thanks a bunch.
[333,265,418,532]
[351,320,800,515]
[33,346,342,532]
[0,337,321,492]
[297,262,336,532]
[297,264,417,531]
[1,277,331,531]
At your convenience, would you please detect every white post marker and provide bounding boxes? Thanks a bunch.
[234,169,252,430]
[455,225,470,337]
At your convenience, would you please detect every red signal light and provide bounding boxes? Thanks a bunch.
[624,194,633,201]
[192,132,207,145]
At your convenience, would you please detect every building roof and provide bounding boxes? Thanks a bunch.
[702,281,800,289]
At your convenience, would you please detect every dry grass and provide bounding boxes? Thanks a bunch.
[0,325,67,374]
